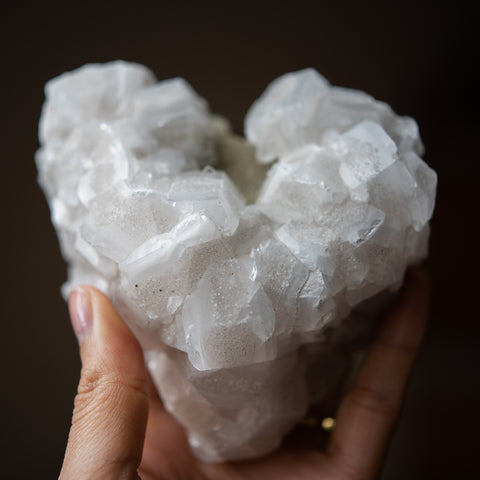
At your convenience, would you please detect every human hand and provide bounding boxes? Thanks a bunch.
[59,268,430,480]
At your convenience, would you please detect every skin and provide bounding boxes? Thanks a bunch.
[59,268,430,480]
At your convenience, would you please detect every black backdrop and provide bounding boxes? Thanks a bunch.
[2,2,478,478]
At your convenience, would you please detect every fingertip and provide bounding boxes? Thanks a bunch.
[384,266,431,332]
[84,286,146,374]
[376,268,431,354]
[68,287,93,343]
[68,284,147,393]
[405,266,431,294]
[403,266,431,319]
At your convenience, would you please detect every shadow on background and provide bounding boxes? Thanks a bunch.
[1,2,478,478]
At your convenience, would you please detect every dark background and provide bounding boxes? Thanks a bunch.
[2,2,478,478]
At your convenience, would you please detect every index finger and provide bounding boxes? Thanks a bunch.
[327,268,430,480]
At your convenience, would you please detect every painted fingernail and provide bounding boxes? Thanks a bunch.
[69,288,93,343]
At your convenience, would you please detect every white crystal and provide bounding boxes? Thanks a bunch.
[245,68,424,164]
[36,62,437,462]
[183,256,277,370]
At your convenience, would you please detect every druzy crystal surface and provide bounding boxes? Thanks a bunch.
[36,61,437,462]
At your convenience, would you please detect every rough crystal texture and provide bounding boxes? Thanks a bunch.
[36,62,437,462]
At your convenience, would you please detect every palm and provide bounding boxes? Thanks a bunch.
[140,390,334,479]
[61,269,429,480]
[139,269,429,480]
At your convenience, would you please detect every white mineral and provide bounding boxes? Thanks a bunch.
[36,61,437,462]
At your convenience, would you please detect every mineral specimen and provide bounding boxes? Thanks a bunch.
[36,61,437,462]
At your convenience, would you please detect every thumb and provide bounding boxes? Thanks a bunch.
[60,286,149,480]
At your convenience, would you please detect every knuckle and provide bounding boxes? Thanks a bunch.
[376,337,419,356]
[326,440,371,480]
[346,383,400,421]
[74,366,147,414]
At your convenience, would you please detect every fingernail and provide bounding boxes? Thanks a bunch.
[69,288,93,343]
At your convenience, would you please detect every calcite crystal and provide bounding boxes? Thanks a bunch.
[36,61,437,462]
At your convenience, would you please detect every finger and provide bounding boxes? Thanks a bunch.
[327,268,430,480]
[60,287,149,480]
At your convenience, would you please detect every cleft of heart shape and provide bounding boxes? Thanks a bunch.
[37,61,437,462]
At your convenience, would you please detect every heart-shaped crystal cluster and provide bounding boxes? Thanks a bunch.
[37,61,436,461]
